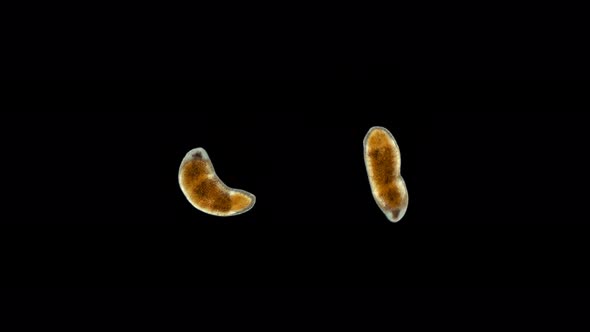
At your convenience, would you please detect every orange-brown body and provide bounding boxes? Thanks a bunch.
[178,148,255,217]
[364,127,408,222]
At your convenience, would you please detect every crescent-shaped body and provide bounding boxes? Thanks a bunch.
[178,148,256,217]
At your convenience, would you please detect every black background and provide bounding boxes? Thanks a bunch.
[1,81,588,330]
[398,3,590,79]
[2,4,590,328]
[2,3,367,80]
[1,82,589,293]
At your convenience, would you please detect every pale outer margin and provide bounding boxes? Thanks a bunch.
[178,147,256,217]
[363,126,409,223]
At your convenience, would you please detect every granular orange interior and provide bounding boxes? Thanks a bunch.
[230,192,253,211]
[366,129,405,208]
